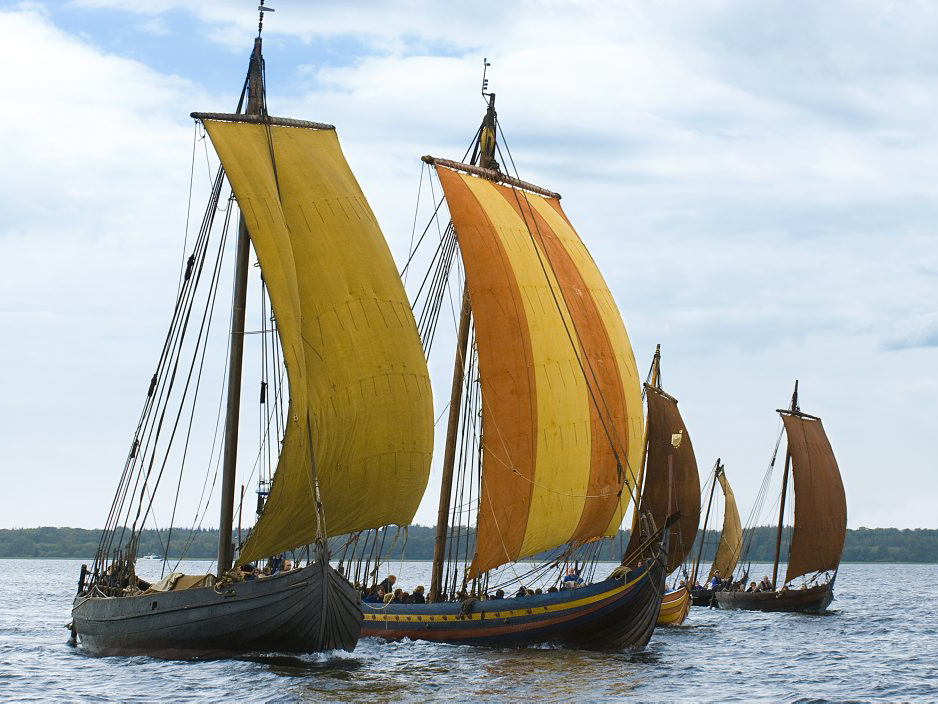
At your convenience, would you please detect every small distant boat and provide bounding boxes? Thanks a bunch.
[139,554,162,561]
[714,381,846,613]
[689,460,742,606]
[622,345,700,626]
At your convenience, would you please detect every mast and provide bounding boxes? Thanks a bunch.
[216,36,265,577]
[429,91,497,602]
[771,380,799,589]
[691,459,720,586]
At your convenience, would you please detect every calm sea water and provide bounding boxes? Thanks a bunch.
[0,559,935,702]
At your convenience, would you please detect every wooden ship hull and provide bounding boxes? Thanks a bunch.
[690,587,714,606]
[361,542,666,650]
[656,586,690,625]
[713,581,834,614]
[72,563,362,658]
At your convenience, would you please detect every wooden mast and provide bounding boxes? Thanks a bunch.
[429,93,496,602]
[771,380,799,589]
[691,459,721,587]
[216,36,264,577]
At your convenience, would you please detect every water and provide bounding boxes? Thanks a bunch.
[1,559,936,702]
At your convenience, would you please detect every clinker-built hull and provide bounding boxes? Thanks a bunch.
[72,563,362,658]
[690,587,714,607]
[657,586,691,625]
[361,540,667,650]
[714,582,834,614]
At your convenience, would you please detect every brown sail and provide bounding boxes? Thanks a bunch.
[782,413,847,583]
[625,384,700,573]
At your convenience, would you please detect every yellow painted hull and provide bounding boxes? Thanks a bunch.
[656,586,690,626]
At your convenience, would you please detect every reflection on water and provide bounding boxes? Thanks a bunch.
[238,654,362,679]
[1,560,936,701]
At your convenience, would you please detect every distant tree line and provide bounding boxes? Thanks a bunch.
[0,525,935,563]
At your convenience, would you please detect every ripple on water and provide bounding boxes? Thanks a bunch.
[1,560,937,701]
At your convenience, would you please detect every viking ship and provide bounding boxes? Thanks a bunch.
[624,346,701,626]
[70,8,433,657]
[351,81,669,649]
[715,381,846,613]
[688,460,742,606]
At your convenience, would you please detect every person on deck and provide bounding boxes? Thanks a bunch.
[746,582,757,592]
[376,575,397,594]
[561,568,582,589]
[491,589,504,599]
[515,585,527,598]
[410,586,426,604]
[710,571,722,590]
[364,587,385,603]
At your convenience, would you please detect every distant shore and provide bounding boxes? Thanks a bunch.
[2,526,935,563]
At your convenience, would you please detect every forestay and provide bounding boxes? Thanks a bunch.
[201,118,434,565]
[782,414,847,583]
[434,165,644,577]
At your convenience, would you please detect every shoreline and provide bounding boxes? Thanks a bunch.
[3,557,935,565]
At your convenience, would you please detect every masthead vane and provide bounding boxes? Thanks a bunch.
[481,57,492,98]
[258,0,275,37]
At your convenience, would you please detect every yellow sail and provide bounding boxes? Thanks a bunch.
[200,118,434,565]
[708,468,742,580]
[434,165,643,577]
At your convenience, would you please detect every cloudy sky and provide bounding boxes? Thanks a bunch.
[1,1,935,535]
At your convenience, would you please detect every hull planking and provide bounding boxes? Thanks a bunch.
[690,587,714,607]
[713,582,834,614]
[361,544,667,650]
[72,562,362,658]
[657,586,690,626]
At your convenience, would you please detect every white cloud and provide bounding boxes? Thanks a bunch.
[0,5,224,530]
[4,2,937,532]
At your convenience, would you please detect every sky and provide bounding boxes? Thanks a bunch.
[1,1,936,533]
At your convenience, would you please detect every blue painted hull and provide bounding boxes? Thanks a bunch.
[362,538,667,650]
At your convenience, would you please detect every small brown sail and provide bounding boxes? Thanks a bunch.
[708,468,742,581]
[782,413,847,583]
[625,384,700,573]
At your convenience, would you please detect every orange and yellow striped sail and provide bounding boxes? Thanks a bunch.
[435,166,643,577]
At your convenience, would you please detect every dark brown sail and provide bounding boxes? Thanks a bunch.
[625,385,701,573]
[782,413,847,583]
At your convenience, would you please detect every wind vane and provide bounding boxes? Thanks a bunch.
[258,1,275,36]
[481,57,492,98]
